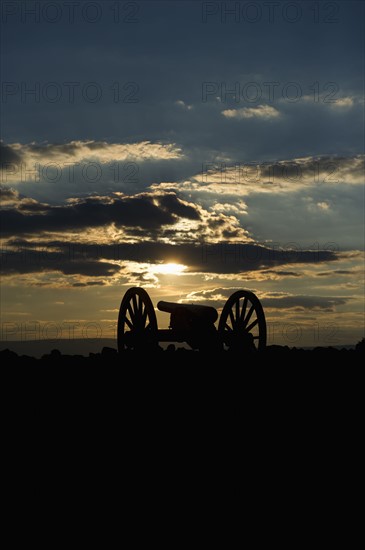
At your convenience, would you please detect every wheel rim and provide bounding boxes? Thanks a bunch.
[218,290,267,351]
[117,287,158,351]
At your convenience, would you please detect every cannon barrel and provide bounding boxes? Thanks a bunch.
[157,301,218,323]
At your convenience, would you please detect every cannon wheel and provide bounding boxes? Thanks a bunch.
[218,290,266,351]
[117,287,158,351]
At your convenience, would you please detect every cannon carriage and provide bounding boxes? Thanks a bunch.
[117,287,266,352]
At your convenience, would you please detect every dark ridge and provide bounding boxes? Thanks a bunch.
[0,342,363,366]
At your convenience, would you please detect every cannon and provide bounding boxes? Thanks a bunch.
[117,287,266,352]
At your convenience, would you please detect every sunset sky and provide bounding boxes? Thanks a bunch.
[1,0,364,347]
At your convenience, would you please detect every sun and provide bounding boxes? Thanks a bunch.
[154,263,187,275]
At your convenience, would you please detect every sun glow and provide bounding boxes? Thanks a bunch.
[154,263,187,275]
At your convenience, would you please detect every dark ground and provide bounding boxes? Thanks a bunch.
[1,342,363,366]
[3,344,362,440]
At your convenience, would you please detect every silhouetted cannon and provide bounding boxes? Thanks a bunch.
[117,287,266,352]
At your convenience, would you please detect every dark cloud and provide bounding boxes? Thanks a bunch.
[262,270,301,277]
[0,186,20,202]
[180,287,350,311]
[0,245,120,278]
[258,155,364,184]
[0,191,201,235]
[316,270,359,277]
[72,281,105,287]
[158,193,200,220]
[262,295,349,311]
[20,141,101,158]
[1,240,339,279]
[0,142,22,168]
[17,199,50,213]
[59,260,119,277]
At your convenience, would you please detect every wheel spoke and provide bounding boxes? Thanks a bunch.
[125,317,133,330]
[141,306,147,327]
[225,322,232,331]
[245,318,258,333]
[240,297,247,322]
[229,309,235,328]
[132,294,138,316]
[235,300,240,323]
[127,303,135,320]
[243,304,254,328]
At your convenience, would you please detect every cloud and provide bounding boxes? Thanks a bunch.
[211,201,248,215]
[0,189,201,236]
[12,140,183,162]
[180,287,350,312]
[0,186,20,205]
[175,100,193,111]
[157,193,200,220]
[297,95,358,109]
[331,97,354,108]
[0,239,340,282]
[0,140,184,184]
[228,155,363,189]
[261,270,302,278]
[222,105,280,120]
[0,250,121,279]
[147,157,364,249]
[316,269,363,277]
[0,186,253,244]
[316,202,330,211]
[262,294,349,311]
[305,199,331,213]
[0,142,22,168]
[153,155,364,200]
[0,186,50,212]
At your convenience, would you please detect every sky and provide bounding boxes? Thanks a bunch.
[0,0,364,348]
